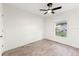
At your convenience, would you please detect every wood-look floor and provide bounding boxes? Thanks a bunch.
[2,39,79,56]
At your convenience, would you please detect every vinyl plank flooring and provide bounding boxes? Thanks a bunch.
[2,39,79,56]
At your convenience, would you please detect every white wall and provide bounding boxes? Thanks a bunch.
[0,3,3,55]
[45,7,79,48]
[3,4,44,51]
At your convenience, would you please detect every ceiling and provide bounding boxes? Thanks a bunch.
[6,3,79,18]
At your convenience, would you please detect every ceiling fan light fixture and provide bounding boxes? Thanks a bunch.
[48,10,51,13]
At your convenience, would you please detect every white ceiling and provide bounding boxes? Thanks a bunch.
[6,3,79,18]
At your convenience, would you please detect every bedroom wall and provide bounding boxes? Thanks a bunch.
[45,7,79,48]
[0,3,3,56]
[2,4,44,51]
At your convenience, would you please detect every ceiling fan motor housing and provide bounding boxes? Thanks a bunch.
[47,3,52,7]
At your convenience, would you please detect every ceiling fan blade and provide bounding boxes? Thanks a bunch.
[51,12,55,14]
[52,6,62,10]
[40,9,47,11]
[44,12,48,15]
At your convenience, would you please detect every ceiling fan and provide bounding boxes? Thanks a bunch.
[40,3,62,15]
